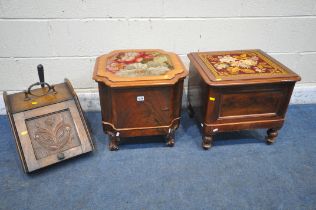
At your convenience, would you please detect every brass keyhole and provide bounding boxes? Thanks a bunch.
[57,153,65,160]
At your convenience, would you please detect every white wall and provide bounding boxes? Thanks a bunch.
[0,0,316,92]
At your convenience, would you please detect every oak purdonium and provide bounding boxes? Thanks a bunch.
[93,49,188,150]
[187,49,301,149]
[3,79,94,172]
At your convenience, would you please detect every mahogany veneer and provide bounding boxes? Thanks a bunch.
[93,49,188,150]
[187,49,301,149]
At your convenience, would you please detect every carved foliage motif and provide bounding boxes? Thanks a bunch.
[33,115,71,151]
[26,110,81,160]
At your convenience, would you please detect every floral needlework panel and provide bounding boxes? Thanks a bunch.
[106,51,174,77]
[198,51,289,80]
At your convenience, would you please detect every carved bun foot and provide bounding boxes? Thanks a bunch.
[108,132,120,151]
[266,128,278,145]
[187,103,195,118]
[166,137,175,147]
[202,135,213,150]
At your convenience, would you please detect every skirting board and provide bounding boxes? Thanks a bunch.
[0,84,315,115]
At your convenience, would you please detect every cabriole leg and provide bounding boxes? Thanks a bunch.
[108,131,120,151]
[166,121,179,147]
[166,128,175,147]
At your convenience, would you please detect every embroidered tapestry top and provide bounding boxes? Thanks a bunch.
[106,51,174,77]
[198,51,288,79]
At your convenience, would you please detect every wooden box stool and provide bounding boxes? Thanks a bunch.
[93,50,188,150]
[187,50,301,149]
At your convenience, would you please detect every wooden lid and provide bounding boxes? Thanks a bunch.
[93,49,188,87]
[188,49,301,86]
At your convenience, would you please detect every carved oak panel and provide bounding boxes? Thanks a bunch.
[25,109,81,160]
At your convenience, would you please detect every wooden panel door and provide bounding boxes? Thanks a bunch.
[212,84,290,123]
[112,87,172,129]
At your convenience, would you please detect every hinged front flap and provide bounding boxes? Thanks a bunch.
[13,100,93,172]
